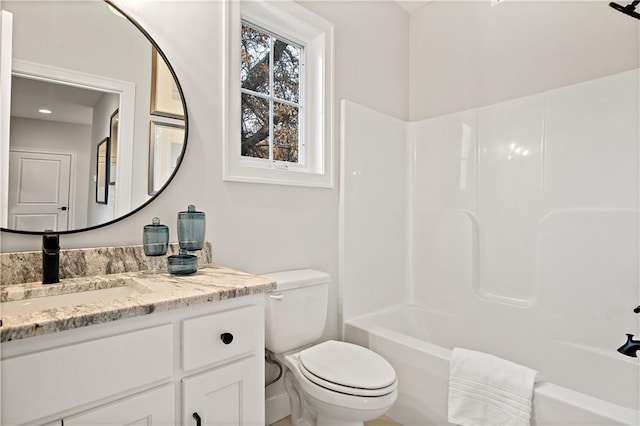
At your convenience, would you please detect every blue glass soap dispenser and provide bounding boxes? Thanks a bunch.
[177,205,205,251]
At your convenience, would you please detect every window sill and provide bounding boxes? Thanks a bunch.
[223,162,334,188]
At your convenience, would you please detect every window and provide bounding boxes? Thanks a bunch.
[224,0,334,187]
[241,22,303,165]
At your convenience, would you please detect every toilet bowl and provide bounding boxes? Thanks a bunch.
[263,270,398,426]
[277,340,397,426]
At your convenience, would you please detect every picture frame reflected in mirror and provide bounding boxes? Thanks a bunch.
[150,48,184,119]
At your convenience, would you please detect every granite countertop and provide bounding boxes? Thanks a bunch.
[0,265,275,342]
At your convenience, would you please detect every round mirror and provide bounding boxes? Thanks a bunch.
[0,0,188,234]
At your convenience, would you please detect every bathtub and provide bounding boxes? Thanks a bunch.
[344,304,640,425]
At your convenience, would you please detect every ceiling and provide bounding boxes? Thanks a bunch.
[394,0,431,13]
[10,76,107,126]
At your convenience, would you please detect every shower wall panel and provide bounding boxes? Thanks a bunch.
[340,100,410,325]
[412,69,639,320]
[476,94,545,304]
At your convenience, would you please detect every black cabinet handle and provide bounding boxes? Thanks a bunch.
[634,306,640,313]
[220,332,234,345]
[193,412,201,426]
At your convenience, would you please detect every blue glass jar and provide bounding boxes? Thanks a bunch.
[143,217,169,256]
[177,205,205,251]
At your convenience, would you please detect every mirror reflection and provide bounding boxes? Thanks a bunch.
[1,0,186,233]
[96,138,109,205]
[149,121,185,196]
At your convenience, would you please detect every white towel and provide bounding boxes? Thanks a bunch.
[448,348,538,426]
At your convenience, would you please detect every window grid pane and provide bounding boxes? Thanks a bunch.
[241,93,270,159]
[273,102,299,163]
[241,24,270,95]
[240,22,303,164]
[274,39,300,103]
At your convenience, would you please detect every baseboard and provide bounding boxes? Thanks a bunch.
[265,391,290,425]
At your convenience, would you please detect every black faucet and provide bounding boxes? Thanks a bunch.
[42,231,60,284]
[617,334,640,357]
[618,305,640,357]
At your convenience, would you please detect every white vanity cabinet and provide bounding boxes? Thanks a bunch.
[0,294,265,426]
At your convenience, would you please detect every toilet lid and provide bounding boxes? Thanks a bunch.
[298,340,396,395]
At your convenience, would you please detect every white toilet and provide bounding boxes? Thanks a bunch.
[264,269,398,426]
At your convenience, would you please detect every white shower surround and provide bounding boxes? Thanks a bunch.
[340,68,640,424]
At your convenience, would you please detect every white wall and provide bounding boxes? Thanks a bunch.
[87,93,119,227]
[10,117,92,229]
[301,1,409,121]
[410,0,639,120]
[0,1,410,345]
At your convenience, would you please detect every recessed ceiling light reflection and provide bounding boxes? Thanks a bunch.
[38,109,52,114]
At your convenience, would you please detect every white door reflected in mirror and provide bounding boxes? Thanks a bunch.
[8,149,71,232]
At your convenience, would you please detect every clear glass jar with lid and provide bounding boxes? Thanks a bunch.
[177,205,205,251]
[143,217,169,256]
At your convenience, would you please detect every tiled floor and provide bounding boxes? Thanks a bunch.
[271,415,400,426]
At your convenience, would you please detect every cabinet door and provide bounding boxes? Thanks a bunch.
[64,384,175,426]
[2,324,173,425]
[183,356,263,426]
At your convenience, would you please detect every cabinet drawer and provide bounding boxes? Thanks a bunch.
[1,324,173,425]
[182,304,261,371]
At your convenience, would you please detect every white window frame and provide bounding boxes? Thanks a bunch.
[224,0,334,188]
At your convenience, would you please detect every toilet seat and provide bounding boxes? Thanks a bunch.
[297,340,397,397]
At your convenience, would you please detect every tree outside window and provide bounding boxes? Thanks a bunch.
[241,23,303,164]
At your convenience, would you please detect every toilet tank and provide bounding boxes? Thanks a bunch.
[263,269,330,354]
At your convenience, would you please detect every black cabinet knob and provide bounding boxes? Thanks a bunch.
[220,332,234,345]
[634,306,640,313]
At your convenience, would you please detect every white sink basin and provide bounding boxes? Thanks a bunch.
[1,285,143,316]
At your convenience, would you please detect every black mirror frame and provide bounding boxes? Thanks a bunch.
[1,0,188,236]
